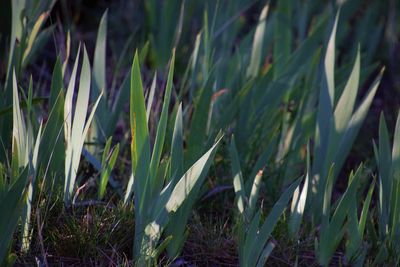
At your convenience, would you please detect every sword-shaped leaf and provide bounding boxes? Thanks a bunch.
[246,3,269,78]
[64,46,102,205]
[149,50,175,193]
[0,168,28,262]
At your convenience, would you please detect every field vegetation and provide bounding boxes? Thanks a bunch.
[0,0,399,266]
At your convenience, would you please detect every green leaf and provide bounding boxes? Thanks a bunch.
[93,10,108,93]
[130,51,151,224]
[0,168,28,262]
[146,73,157,123]
[248,136,277,188]
[248,170,262,219]
[49,56,63,109]
[378,112,392,237]
[322,165,336,226]
[152,235,173,260]
[143,136,221,261]
[70,47,92,147]
[311,13,339,208]
[247,178,301,267]
[139,41,150,64]
[99,137,119,199]
[21,121,42,253]
[346,179,374,264]
[39,90,65,179]
[243,211,261,262]
[12,70,27,168]
[256,242,275,267]
[170,103,183,185]
[324,11,339,106]
[391,112,400,239]
[130,51,150,180]
[6,0,25,82]
[247,3,269,78]
[165,136,221,213]
[289,143,309,237]
[273,0,292,79]
[0,97,46,117]
[124,172,135,204]
[22,12,49,65]
[149,50,175,193]
[64,46,102,205]
[186,70,216,167]
[88,9,109,147]
[109,73,130,135]
[333,68,383,176]
[392,111,400,179]
[318,165,362,266]
[64,45,81,145]
[291,139,311,226]
[359,181,375,236]
[230,136,246,215]
[333,47,360,135]
[27,77,33,118]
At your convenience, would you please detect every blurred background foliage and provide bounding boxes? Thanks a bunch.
[0,0,400,265]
